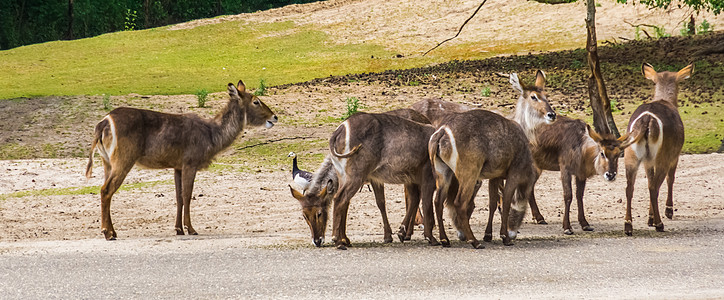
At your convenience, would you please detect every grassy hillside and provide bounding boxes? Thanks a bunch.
[0,19,439,99]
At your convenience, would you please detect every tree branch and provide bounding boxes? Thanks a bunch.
[236,136,315,151]
[423,0,488,56]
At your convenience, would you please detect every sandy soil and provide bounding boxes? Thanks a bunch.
[1,152,721,244]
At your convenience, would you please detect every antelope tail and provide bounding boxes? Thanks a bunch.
[619,114,652,149]
[85,119,109,179]
[331,143,362,158]
[427,127,446,172]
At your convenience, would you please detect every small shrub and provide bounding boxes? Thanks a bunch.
[102,94,112,111]
[653,26,670,38]
[698,19,712,34]
[342,97,362,120]
[124,9,137,31]
[253,79,267,96]
[481,86,491,97]
[195,89,209,108]
[571,60,584,69]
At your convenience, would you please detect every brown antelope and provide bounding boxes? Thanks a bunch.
[85,81,278,240]
[619,63,691,235]
[428,109,537,249]
[291,112,437,249]
[530,118,623,234]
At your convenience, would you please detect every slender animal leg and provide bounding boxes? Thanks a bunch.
[99,163,133,240]
[647,167,667,232]
[665,162,678,219]
[484,178,503,242]
[370,182,393,243]
[575,177,593,231]
[331,180,363,249]
[181,165,198,235]
[499,179,517,246]
[624,153,640,236]
[455,178,482,249]
[174,169,184,235]
[419,179,436,244]
[399,184,420,241]
[528,169,547,224]
[561,171,574,235]
[432,176,452,247]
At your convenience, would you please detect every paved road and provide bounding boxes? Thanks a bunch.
[2,221,723,299]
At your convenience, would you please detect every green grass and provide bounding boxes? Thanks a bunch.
[0,21,426,99]
[0,179,172,201]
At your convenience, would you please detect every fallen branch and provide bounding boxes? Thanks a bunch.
[423,0,488,56]
[236,136,315,151]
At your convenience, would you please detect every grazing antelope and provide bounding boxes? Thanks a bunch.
[620,63,691,235]
[429,109,536,249]
[85,81,278,240]
[291,112,437,249]
[530,118,623,234]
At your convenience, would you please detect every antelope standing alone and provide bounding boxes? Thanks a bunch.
[291,112,437,249]
[620,63,692,235]
[85,81,277,240]
[428,109,537,249]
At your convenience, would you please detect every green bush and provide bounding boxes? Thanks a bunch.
[195,89,209,108]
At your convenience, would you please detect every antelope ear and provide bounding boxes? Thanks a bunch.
[642,63,658,82]
[676,64,694,82]
[587,124,603,143]
[317,185,328,198]
[227,83,239,97]
[237,80,246,93]
[289,185,304,201]
[509,73,523,95]
[535,70,546,89]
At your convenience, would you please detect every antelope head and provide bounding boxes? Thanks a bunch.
[510,70,557,125]
[228,80,278,128]
[289,180,335,247]
[642,63,694,106]
[587,126,623,182]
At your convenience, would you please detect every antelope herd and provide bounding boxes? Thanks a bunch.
[86,63,694,249]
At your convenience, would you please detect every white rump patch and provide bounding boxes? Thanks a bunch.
[628,111,664,160]
[101,115,117,163]
[443,127,459,174]
[330,121,351,184]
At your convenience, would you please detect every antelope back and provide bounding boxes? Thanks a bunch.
[228,81,277,128]
[410,99,474,126]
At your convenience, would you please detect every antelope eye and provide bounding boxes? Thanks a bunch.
[600,152,605,157]
[316,211,323,218]
[531,95,539,101]
[253,100,260,105]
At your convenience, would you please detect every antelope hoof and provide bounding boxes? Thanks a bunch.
[582,225,594,232]
[564,229,574,235]
[403,235,412,241]
[655,223,665,232]
[471,240,485,249]
[383,236,393,244]
[175,227,184,235]
[426,236,440,246]
[440,238,451,248]
[665,207,674,219]
[536,218,548,225]
[336,244,348,250]
[457,230,467,242]
[397,226,407,242]
[624,222,633,236]
[102,228,116,241]
[501,236,513,246]
[483,233,493,242]
[648,216,655,227]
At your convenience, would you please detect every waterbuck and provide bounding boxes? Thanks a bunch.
[619,63,691,235]
[290,112,437,249]
[85,81,278,240]
[530,118,623,234]
[429,109,537,249]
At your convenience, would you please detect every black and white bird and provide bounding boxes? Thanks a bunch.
[288,152,313,190]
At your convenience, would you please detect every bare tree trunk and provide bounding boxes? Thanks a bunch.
[144,0,150,28]
[585,0,619,137]
[66,0,74,40]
